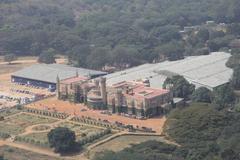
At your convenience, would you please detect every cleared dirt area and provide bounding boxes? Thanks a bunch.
[27,97,166,133]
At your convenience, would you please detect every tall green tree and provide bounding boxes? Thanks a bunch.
[48,127,77,153]
[191,87,212,103]
[212,84,235,110]
[163,75,195,99]
[196,28,210,42]
[4,53,17,64]
[38,51,56,64]
[231,65,240,89]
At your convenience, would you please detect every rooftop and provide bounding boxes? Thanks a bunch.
[131,86,169,99]
[60,76,88,85]
[105,52,233,90]
[12,64,107,84]
[111,81,169,100]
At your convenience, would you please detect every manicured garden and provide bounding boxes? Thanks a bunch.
[0,112,57,138]
[58,122,103,140]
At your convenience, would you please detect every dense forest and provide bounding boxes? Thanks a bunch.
[0,0,240,69]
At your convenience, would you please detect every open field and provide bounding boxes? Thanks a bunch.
[27,97,166,133]
[88,135,167,159]
[0,145,65,160]
[0,56,37,75]
[0,63,34,75]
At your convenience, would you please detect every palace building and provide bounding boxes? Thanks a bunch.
[57,76,172,118]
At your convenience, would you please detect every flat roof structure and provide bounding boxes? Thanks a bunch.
[105,52,233,90]
[12,64,107,84]
[61,76,88,85]
[110,81,170,100]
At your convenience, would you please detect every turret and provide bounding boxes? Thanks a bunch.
[115,89,122,107]
[76,70,79,77]
[56,75,60,99]
[100,77,107,105]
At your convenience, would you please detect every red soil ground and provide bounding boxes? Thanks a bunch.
[26,97,166,133]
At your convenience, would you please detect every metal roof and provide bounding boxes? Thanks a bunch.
[105,52,233,90]
[12,64,107,84]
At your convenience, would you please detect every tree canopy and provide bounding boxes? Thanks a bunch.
[231,65,240,90]
[47,127,76,153]
[0,0,240,69]
[212,84,235,110]
[38,51,56,64]
[163,103,240,160]
[4,54,17,64]
[191,87,212,103]
[163,75,195,99]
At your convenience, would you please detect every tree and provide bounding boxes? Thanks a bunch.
[196,28,210,42]
[212,84,235,110]
[221,149,239,160]
[226,54,240,68]
[4,54,17,64]
[86,47,111,69]
[157,41,185,61]
[38,51,56,64]
[163,75,195,99]
[191,87,212,103]
[48,127,77,153]
[231,65,240,90]
[112,46,140,68]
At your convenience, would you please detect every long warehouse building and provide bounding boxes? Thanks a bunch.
[11,64,107,91]
[105,52,233,90]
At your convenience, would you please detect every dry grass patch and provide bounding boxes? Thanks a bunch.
[88,135,166,159]
[0,145,65,160]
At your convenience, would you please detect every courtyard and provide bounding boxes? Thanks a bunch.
[26,97,166,133]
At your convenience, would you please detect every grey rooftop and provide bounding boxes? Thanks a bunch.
[12,64,107,84]
[105,52,233,90]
